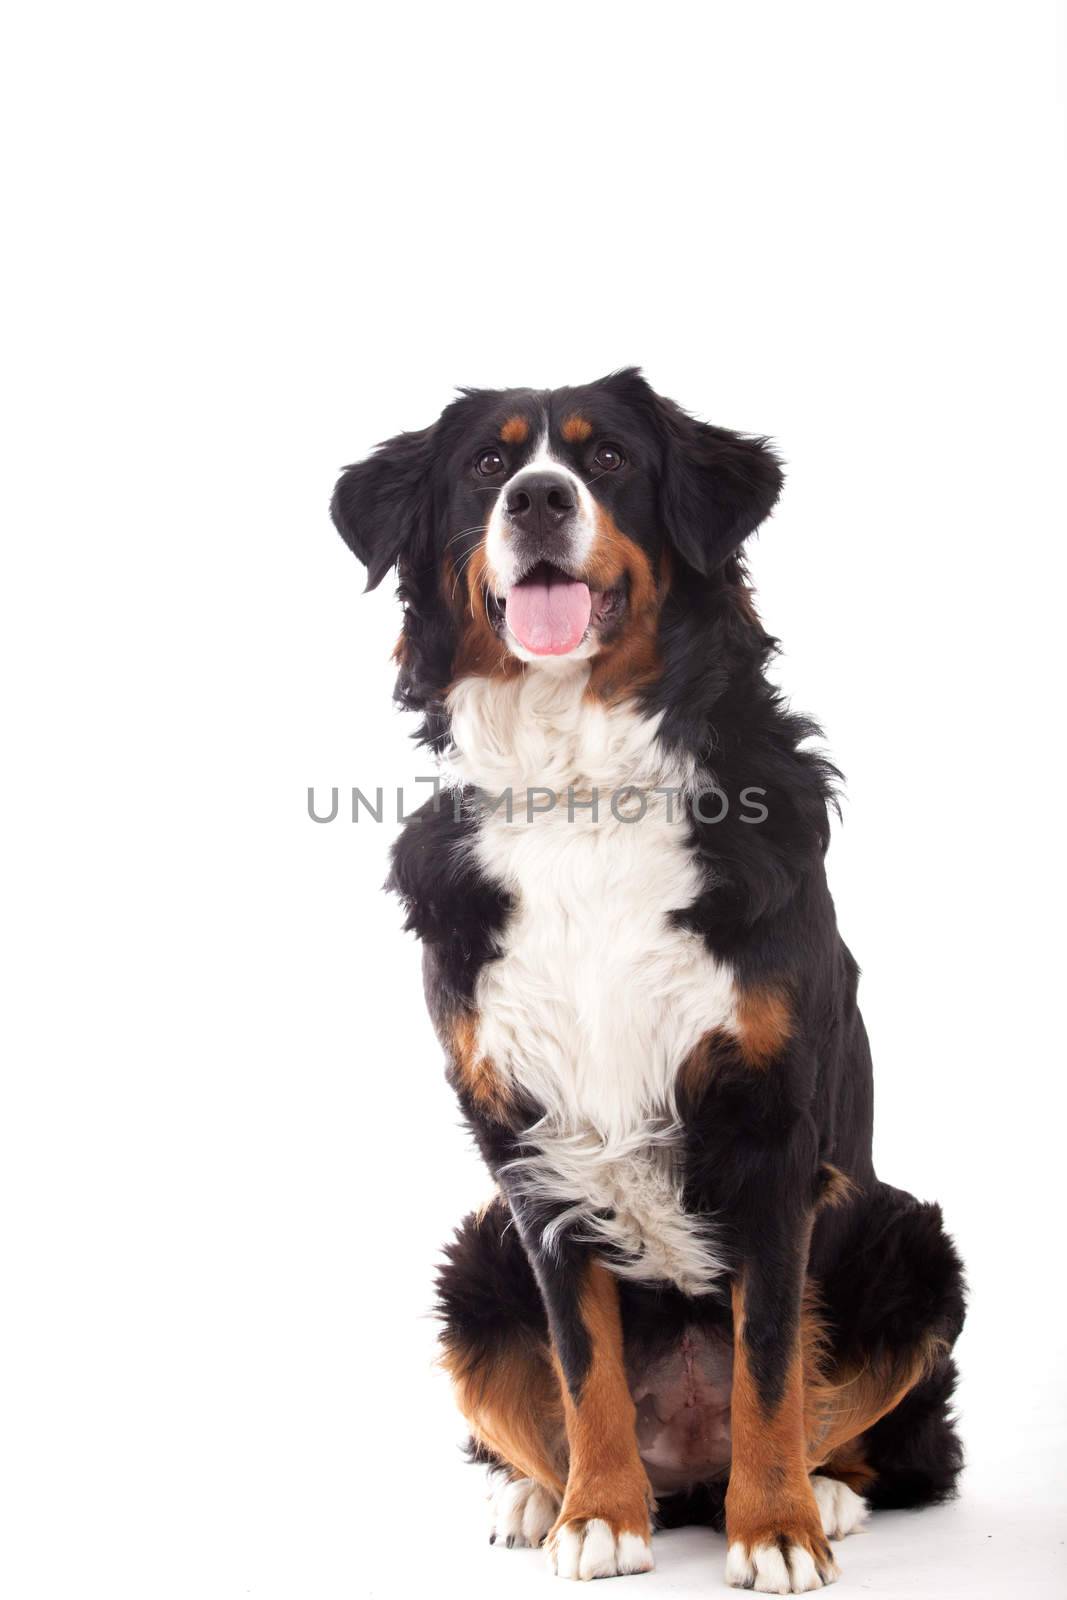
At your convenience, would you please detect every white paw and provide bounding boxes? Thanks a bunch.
[547,1518,654,1580]
[810,1475,870,1541]
[725,1539,838,1593]
[488,1472,559,1549]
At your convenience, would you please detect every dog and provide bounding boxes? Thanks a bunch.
[331,369,965,1592]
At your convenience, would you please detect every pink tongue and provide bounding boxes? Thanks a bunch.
[506,578,592,656]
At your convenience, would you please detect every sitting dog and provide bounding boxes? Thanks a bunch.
[331,369,965,1592]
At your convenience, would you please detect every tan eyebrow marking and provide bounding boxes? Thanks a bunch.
[500,415,529,444]
[561,414,593,443]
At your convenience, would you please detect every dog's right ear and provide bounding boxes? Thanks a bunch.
[331,425,435,591]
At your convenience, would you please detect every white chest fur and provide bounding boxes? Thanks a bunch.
[445,665,736,1295]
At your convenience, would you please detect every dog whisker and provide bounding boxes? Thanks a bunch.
[451,542,484,602]
[446,525,487,548]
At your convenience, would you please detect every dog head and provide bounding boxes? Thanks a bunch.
[331,369,782,729]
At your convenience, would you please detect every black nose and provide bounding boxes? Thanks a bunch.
[505,471,577,533]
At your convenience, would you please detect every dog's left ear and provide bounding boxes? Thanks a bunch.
[662,403,783,574]
[331,424,435,591]
[659,396,783,579]
[638,382,783,575]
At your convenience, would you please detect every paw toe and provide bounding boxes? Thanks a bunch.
[616,1530,655,1575]
[578,1519,618,1580]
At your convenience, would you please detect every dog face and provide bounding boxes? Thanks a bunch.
[332,368,782,716]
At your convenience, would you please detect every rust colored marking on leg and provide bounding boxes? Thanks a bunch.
[727,1277,837,1580]
[816,1162,859,1211]
[805,1336,945,1469]
[450,1012,512,1122]
[678,986,796,1103]
[802,1277,945,1470]
[819,1436,877,1495]
[550,1261,653,1540]
[441,1332,567,1497]
[734,985,793,1068]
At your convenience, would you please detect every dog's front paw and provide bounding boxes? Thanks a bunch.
[725,1531,839,1593]
[810,1475,869,1541]
[546,1516,653,1581]
[488,1472,559,1549]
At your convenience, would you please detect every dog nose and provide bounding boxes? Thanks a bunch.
[505,472,577,532]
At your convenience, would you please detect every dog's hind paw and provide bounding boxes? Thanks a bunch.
[810,1475,870,1541]
[487,1472,559,1549]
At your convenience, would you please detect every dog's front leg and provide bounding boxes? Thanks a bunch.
[520,1236,654,1581]
[724,1175,838,1594]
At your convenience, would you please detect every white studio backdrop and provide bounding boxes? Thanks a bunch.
[2,2,1065,1596]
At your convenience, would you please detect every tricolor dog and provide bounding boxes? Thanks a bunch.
[330,370,965,1592]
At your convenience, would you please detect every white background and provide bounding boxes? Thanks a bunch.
[3,2,1066,1596]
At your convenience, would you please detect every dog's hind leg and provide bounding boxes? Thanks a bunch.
[436,1197,566,1545]
[851,1352,964,1510]
[805,1181,966,1518]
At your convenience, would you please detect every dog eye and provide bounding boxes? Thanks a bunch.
[593,443,624,471]
[476,449,505,477]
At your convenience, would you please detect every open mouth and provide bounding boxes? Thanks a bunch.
[489,561,627,657]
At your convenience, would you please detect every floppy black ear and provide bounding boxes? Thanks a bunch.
[330,425,434,591]
[649,388,783,575]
